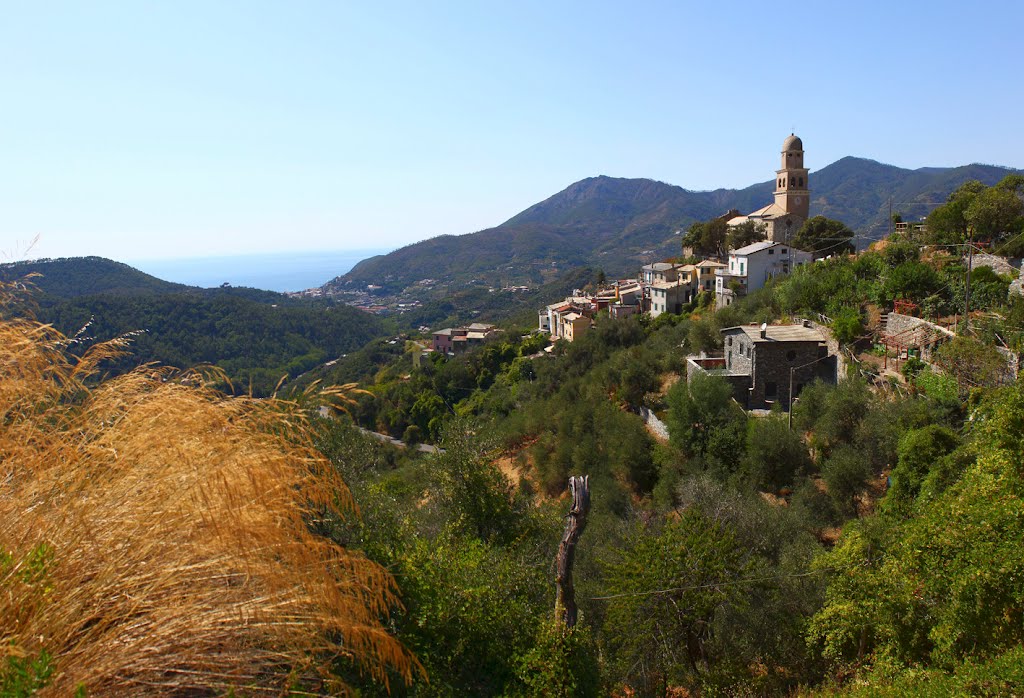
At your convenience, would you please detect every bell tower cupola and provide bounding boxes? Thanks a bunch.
[774,133,810,219]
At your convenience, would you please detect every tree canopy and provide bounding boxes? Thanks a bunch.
[791,215,856,256]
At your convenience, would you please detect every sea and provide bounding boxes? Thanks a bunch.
[128,249,391,293]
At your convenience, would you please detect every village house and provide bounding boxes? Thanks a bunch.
[695,260,726,294]
[687,322,837,411]
[640,262,677,285]
[540,279,647,340]
[540,298,596,341]
[715,241,811,308]
[643,263,697,317]
[560,312,591,342]
[431,322,499,355]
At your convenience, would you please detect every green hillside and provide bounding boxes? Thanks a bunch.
[2,256,387,396]
[303,222,1024,696]
[0,256,188,297]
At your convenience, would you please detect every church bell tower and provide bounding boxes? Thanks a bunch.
[774,133,810,219]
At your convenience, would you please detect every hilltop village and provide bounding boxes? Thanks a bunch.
[539,135,829,336]
[325,143,1024,695]
[423,134,1023,418]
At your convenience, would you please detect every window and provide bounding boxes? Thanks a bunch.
[768,248,774,255]
[727,337,732,347]
[766,381,778,398]
[781,248,788,254]
[739,261,745,274]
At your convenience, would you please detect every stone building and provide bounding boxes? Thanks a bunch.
[728,134,810,244]
[687,323,836,410]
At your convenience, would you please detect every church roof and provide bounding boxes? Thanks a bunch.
[746,202,789,220]
[783,133,803,151]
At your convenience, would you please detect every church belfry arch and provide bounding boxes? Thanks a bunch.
[774,133,809,220]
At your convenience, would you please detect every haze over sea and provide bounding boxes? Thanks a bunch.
[128,249,391,293]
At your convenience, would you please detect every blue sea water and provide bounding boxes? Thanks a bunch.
[128,249,391,293]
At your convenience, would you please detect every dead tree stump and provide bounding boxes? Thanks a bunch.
[555,475,590,627]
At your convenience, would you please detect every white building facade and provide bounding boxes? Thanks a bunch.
[715,241,811,308]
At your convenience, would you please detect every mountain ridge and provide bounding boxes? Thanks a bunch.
[328,156,1023,294]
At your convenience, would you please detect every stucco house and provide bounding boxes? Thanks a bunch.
[695,260,726,294]
[715,241,811,308]
[431,323,499,355]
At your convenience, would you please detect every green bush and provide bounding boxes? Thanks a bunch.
[831,307,864,345]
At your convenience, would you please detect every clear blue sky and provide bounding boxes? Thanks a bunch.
[2,1,1022,261]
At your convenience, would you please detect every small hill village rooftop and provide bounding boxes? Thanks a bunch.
[540,132,818,338]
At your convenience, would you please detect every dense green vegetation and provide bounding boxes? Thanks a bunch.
[1,257,388,395]
[0,256,187,297]
[308,205,1024,694]
[923,174,1024,254]
[12,190,1024,693]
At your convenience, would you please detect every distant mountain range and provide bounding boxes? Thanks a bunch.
[328,157,1023,294]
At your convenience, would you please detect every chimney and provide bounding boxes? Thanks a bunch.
[760,322,767,339]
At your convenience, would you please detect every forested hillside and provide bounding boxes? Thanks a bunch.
[298,178,1024,695]
[1,257,387,395]
[5,179,1023,695]
[0,256,188,297]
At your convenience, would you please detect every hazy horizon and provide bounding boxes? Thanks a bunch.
[126,248,392,293]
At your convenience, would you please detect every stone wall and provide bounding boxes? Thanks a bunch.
[723,330,754,375]
[750,341,831,410]
[804,319,847,380]
[685,357,752,406]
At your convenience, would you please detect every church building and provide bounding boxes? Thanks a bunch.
[728,134,810,244]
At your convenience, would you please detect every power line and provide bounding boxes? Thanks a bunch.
[590,568,834,601]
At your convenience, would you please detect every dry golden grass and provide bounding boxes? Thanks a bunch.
[0,285,418,695]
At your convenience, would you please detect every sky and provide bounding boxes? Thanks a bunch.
[2,1,1023,262]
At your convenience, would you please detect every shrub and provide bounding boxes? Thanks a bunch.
[0,290,418,695]
[831,307,864,345]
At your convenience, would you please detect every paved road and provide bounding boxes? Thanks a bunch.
[318,406,444,453]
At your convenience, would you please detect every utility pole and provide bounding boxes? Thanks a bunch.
[554,475,590,628]
[788,366,795,430]
[964,227,975,333]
